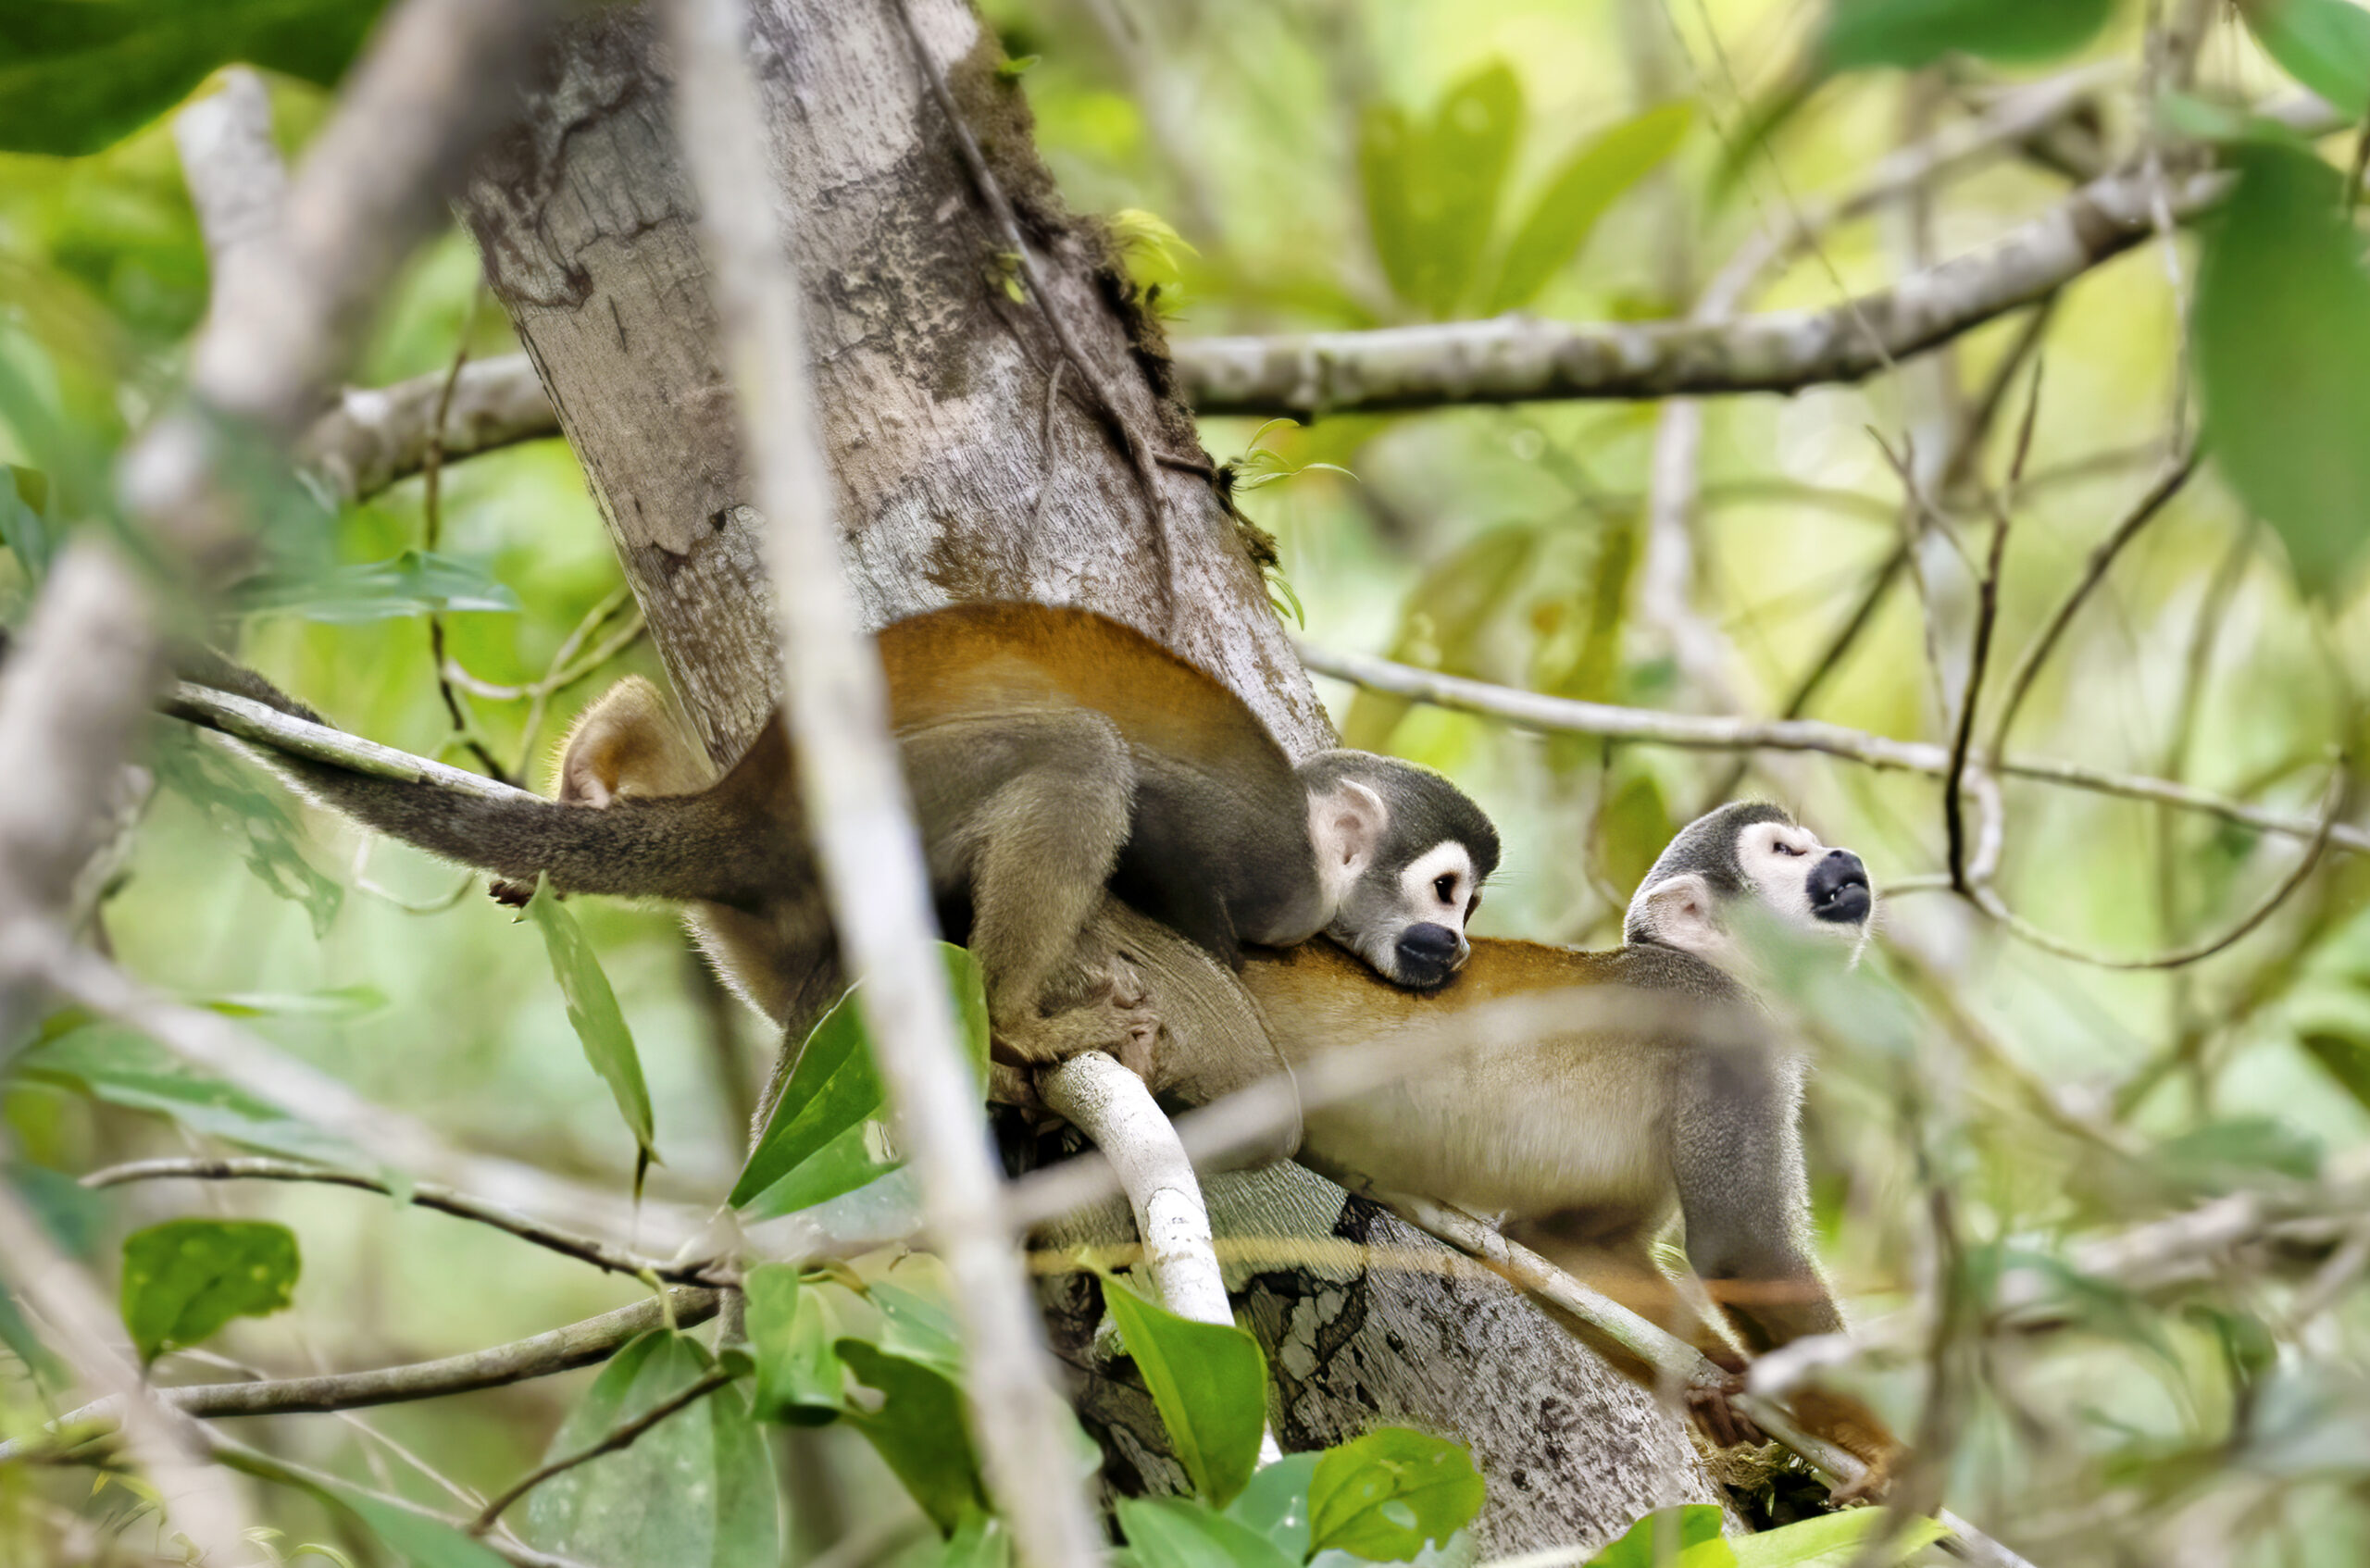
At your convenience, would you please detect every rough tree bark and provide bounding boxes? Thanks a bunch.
[455,0,1726,1549]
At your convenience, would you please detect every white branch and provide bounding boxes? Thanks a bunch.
[1040,1055,1231,1325]
[660,4,1104,1566]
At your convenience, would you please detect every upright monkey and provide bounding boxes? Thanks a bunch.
[194,604,1499,1073]
[1237,803,1895,1484]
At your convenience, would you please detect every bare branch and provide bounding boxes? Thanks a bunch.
[660,4,1103,1566]
[0,1290,722,1459]
[302,356,563,502]
[1297,644,2370,857]
[79,1157,726,1287]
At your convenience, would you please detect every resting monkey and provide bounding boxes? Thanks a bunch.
[194,603,1499,1074]
[1237,803,1896,1487]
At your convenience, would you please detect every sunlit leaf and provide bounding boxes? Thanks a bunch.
[233,548,523,624]
[837,1339,991,1534]
[2242,0,2370,118]
[1824,0,2119,69]
[523,876,659,1181]
[1488,101,1693,314]
[119,1217,298,1364]
[0,0,391,156]
[524,1330,776,1568]
[155,727,343,938]
[1729,1506,1947,1566]
[1587,1506,1731,1568]
[733,945,986,1218]
[1099,1272,1268,1507]
[1117,1497,1299,1568]
[2195,147,2370,594]
[1361,62,1524,317]
[745,1264,845,1425]
[1307,1427,1485,1562]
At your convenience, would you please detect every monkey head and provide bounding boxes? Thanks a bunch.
[1297,751,1502,989]
[1624,802,1874,970]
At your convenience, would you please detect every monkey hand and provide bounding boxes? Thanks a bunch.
[1682,1369,1765,1451]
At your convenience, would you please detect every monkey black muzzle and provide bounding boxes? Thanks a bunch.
[1392,922,1466,988]
[1807,849,1871,926]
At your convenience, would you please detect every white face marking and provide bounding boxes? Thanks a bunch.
[1400,840,1478,935]
[1733,819,1875,964]
[1737,820,1827,929]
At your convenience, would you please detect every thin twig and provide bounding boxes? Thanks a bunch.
[1295,644,2370,858]
[420,288,515,785]
[469,1366,736,1534]
[0,1291,722,1461]
[1968,761,2349,970]
[1984,449,2202,765]
[78,1157,727,1286]
[207,1432,601,1568]
[888,0,1175,616]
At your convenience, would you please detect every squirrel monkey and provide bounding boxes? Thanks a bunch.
[1236,803,1897,1489]
[204,604,1499,1075]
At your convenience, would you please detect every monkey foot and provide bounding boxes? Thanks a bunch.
[994,977,1162,1077]
[1683,1374,1765,1451]
[1825,1454,1893,1506]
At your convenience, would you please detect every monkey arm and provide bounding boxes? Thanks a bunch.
[1669,1042,1899,1478]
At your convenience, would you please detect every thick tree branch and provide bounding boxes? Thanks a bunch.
[660,3,1103,1565]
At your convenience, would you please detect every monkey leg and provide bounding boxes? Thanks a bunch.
[905,712,1152,1064]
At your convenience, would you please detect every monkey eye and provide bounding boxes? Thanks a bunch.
[1433,874,1458,902]
[1772,840,1802,857]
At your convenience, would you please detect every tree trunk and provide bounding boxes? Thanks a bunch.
[455,0,1728,1549]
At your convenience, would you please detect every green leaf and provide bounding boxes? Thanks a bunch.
[1587,1507,1731,1568]
[917,1513,1016,1568]
[204,985,389,1021]
[1118,1497,1301,1568]
[733,944,986,1217]
[336,1495,511,1568]
[745,1264,846,1425]
[1488,101,1693,313]
[997,54,1041,79]
[1728,1507,1947,1568]
[1099,1273,1269,1508]
[837,1339,992,1534]
[0,0,391,156]
[0,466,53,578]
[118,1218,298,1364]
[523,876,659,1179]
[1308,1428,1486,1562]
[2243,0,2370,118]
[1223,1451,1320,1562]
[524,1330,775,1568]
[2195,143,2370,594]
[234,548,523,624]
[2301,1027,2370,1111]
[869,1276,967,1376]
[11,1027,366,1168]
[0,1285,67,1388]
[1360,62,1524,317]
[1824,0,2118,69]
[156,727,343,938]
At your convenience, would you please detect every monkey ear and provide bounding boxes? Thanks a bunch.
[557,678,709,805]
[1640,872,1722,954]
[1312,778,1389,877]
